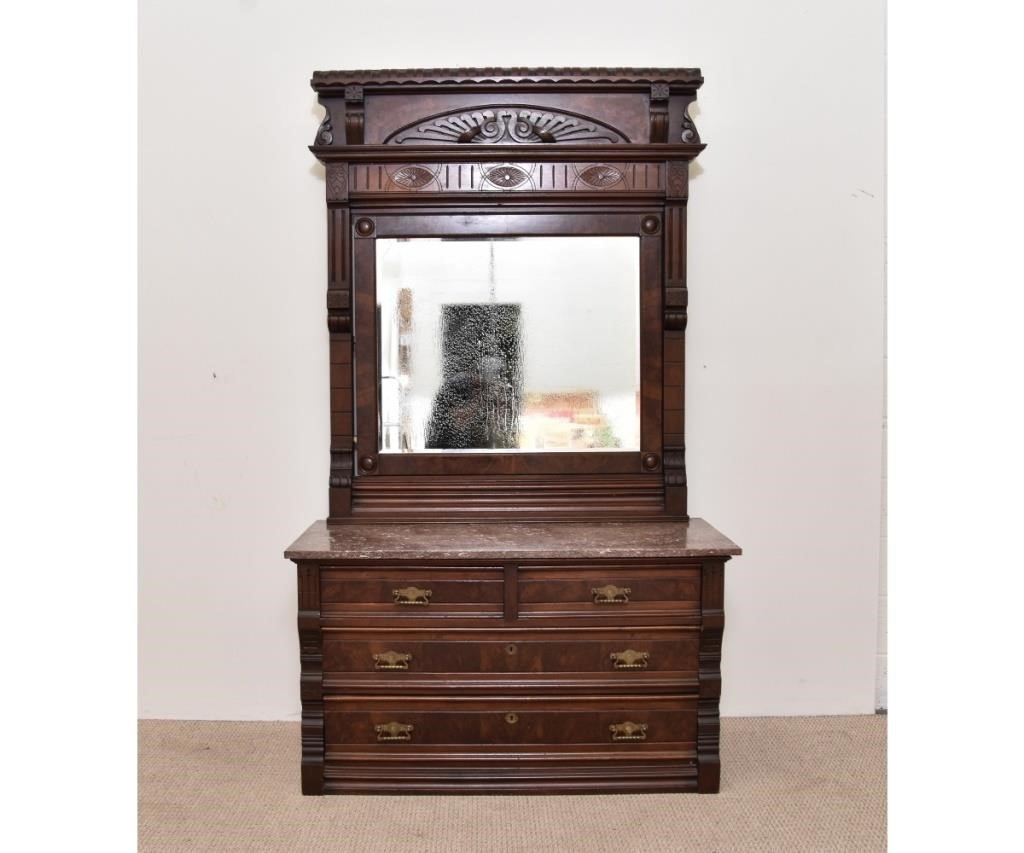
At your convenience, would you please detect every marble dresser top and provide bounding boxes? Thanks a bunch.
[285,519,741,562]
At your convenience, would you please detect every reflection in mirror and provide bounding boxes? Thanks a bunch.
[377,237,640,453]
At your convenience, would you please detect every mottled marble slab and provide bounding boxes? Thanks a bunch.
[285,519,741,561]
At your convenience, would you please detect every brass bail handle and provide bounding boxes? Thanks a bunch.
[592,584,631,604]
[610,649,650,670]
[393,586,432,606]
[373,651,412,671]
[375,722,413,742]
[609,721,648,742]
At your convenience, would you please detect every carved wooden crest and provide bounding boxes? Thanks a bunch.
[385,105,629,145]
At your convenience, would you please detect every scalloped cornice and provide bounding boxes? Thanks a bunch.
[311,67,703,91]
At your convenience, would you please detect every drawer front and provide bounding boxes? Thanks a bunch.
[518,565,700,618]
[324,696,697,750]
[320,568,503,617]
[322,629,698,679]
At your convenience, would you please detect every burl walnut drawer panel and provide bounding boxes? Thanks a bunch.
[321,628,699,691]
[319,567,503,617]
[517,565,701,618]
[324,696,697,751]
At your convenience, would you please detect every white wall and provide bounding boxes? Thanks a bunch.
[139,0,885,718]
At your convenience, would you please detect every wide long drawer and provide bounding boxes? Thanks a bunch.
[324,695,697,751]
[321,628,699,693]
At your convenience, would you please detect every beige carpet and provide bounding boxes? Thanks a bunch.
[139,716,885,852]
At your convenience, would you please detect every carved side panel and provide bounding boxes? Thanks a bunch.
[681,94,701,143]
[698,559,725,793]
[385,105,629,145]
[315,107,334,146]
[297,564,323,794]
[664,160,689,515]
[348,162,666,194]
[327,203,353,517]
[325,163,348,203]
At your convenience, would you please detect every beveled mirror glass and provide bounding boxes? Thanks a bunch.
[377,236,640,453]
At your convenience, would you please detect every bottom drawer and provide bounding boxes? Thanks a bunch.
[324,695,697,751]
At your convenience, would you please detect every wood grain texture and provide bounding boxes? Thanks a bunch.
[287,547,736,795]
[296,564,324,794]
[698,558,727,793]
[289,66,740,797]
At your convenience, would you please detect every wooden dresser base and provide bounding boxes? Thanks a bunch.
[286,519,739,795]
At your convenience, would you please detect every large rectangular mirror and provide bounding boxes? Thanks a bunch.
[376,236,640,453]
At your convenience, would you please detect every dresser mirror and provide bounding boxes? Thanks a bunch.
[376,235,641,454]
[313,70,707,520]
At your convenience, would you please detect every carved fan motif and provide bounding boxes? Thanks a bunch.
[484,165,530,188]
[390,166,434,189]
[578,165,624,188]
[387,106,628,145]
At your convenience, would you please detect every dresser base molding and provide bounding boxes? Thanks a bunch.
[323,759,699,795]
[287,519,739,796]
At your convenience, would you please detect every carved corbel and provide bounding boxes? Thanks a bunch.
[344,85,365,144]
[649,83,670,143]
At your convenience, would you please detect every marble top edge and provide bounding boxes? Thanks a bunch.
[284,519,741,561]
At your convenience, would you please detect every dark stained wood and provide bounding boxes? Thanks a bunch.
[321,628,699,677]
[320,567,504,617]
[289,67,741,797]
[698,558,727,793]
[323,695,697,747]
[313,84,696,520]
[518,566,701,618]
[296,564,324,794]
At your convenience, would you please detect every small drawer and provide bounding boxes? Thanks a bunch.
[321,628,699,686]
[324,695,697,750]
[320,567,503,618]
[517,565,700,619]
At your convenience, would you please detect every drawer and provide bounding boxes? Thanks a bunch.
[324,695,697,751]
[518,565,701,619]
[322,628,699,689]
[320,567,503,617]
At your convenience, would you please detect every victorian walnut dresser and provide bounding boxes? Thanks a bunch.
[285,67,741,795]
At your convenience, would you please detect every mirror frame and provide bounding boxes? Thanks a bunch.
[310,68,704,521]
[355,214,659,475]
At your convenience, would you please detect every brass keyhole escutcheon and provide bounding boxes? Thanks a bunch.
[505,713,519,724]
[506,644,517,655]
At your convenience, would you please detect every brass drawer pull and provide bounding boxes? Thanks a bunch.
[393,586,432,606]
[373,651,412,671]
[375,722,414,742]
[610,721,648,742]
[592,584,631,604]
[610,649,649,670]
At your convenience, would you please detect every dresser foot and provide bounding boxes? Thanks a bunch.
[697,756,720,793]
